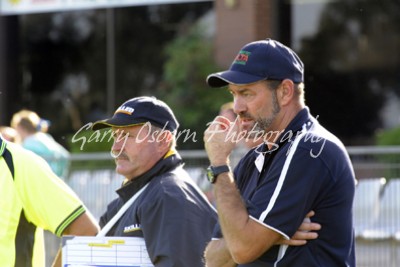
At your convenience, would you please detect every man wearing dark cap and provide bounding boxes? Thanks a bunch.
[91,96,217,267]
[203,39,356,266]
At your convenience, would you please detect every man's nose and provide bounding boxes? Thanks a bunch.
[233,97,246,115]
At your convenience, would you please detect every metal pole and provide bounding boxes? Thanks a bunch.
[0,17,5,124]
[0,15,19,125]
[106,8,115,115]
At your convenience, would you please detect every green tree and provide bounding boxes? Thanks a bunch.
[374,127,400,179]
[376,127,400,146]
[159,24,231,149]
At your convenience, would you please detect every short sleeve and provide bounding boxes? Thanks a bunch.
[13,147,85,236]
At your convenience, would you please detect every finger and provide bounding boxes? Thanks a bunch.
[298,222,321,232]
[292,231,318,241]
[206,116,231,132]
[305,210,315,218]
[281,239,307,246]
[215,116,232,129]
[309,222,321,231]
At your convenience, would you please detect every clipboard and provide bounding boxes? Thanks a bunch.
[62,236,154,267]
[62,184,153,266]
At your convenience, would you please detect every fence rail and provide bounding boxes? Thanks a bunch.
[69,145,400,178]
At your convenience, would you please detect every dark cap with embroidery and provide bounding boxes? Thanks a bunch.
[91,96,179,133]
[207,39,304,87]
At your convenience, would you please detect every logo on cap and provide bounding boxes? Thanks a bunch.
[234,50,251,65]
[115,106,134,115]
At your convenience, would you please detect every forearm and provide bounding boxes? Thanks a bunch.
[213,173,249,248]
[205,239,237,267]
[51,249,61,267]
[213,172,280,263]
[204,117,279,263]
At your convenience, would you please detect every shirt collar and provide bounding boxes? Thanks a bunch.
[0,135,7,157]
[255,107,313,154]
[283,106,312,135]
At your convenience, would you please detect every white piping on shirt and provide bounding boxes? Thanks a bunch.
[258,124,308,266]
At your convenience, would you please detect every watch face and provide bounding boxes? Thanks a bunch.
[207,165,230,184]
[206,167,215,183]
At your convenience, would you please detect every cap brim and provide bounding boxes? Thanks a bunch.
[91,117,145,131]
[91,120,114,131]
[206,70,267,88]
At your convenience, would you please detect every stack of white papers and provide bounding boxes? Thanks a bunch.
[62,236,154,267]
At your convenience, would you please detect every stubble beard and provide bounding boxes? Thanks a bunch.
[245,90,281,139]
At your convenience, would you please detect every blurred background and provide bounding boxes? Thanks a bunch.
[1,0,400,150]
[1,0,400,266]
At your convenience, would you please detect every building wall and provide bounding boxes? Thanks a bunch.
[214,0,277,68]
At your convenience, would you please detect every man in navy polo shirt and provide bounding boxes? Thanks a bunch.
[203,39,356,267]
[91,96,218,267]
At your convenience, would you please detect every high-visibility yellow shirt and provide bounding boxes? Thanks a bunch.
[0,137,85,267]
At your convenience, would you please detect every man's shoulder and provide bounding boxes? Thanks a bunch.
[148,167,212,202]
[6,142,58,186]
[7,141,46,164]
[290,125,354,179]
[153,167,198,192]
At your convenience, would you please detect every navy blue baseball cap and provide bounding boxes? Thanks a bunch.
[207,39,304,87]
[91,96,179,133]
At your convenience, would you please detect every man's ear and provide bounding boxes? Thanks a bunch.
[157,130,173,151]
[278,79,295,106]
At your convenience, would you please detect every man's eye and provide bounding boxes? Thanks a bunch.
[112,132,130,139]
[241,91,253,97]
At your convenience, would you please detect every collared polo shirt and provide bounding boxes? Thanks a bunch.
[213,108,356,267]
[0,137,85,267]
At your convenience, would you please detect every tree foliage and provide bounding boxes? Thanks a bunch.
[376,127,400,146]
[159,24,231,149]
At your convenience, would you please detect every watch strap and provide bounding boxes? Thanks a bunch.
[207,165,230,183]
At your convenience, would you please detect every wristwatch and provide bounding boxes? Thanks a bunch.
[206,165,230,184]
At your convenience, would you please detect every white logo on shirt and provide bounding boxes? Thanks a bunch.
[124,224,141,233]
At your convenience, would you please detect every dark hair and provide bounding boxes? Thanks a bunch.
[264,80,305,104]
[265,80,282,91]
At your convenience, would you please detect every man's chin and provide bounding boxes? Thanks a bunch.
[239,123,255,134]
[239,120,254,130]
[245,128,266,140]
[116,168,130,179]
